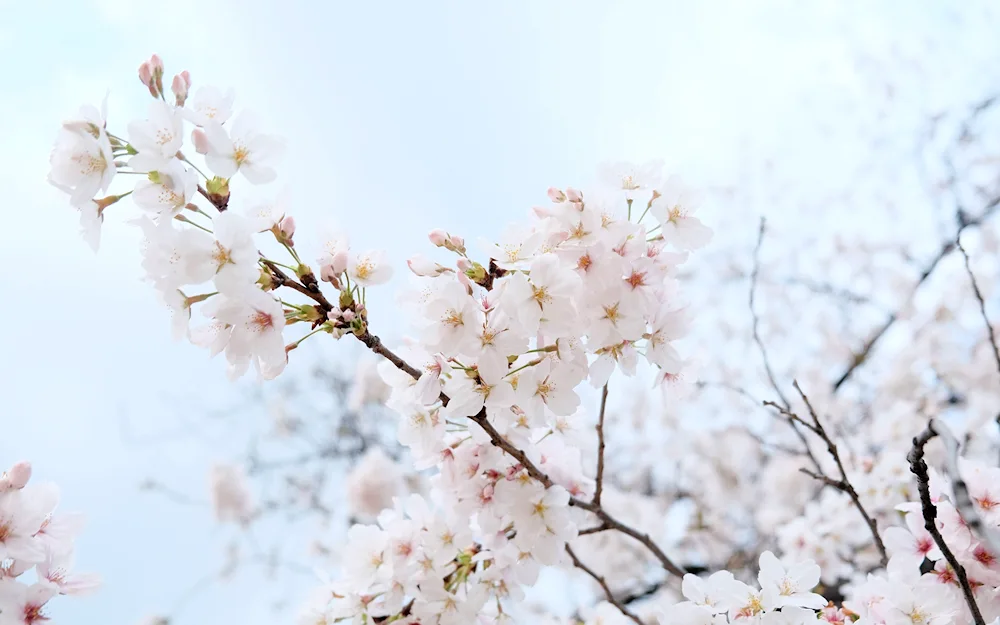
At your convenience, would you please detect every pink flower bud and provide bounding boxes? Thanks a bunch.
[330,250,349,275]
[447,234,465,250]
[407,254,451,277]
[456,257,473,271]
[342,309,356,322]
[279,216,296,240]
[138,62,153,87]
[149,54,164,74]
[532,205,555,219]
[547,187,566,203]
[320,264,341,288]
[6,461,31,489]
[457,270,473,291]
[191,129,210,154]
[171,71,191,106]
[566,187,583,203]
[428,229,448,247]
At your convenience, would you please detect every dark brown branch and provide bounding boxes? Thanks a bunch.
[907,422,985,625]
[791,381,887,567]
[832,198,1000,391]
[957,238,1000,384]
[593,383,609,507]
[570,497,687,578]
[578,524,609,536]
[620,580,664,606]
[749,217,790,408]
[565,545,644,625]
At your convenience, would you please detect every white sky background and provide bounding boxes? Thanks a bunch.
[1,2,1000,624]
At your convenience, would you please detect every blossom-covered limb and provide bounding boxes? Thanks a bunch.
[353,328,691,578]
[908,419,986,625]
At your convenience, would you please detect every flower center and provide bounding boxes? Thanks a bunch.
[249,310,274,333]
[233,143,251,166]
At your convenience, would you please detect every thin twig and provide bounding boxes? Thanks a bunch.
[762,400,824,475]
[594,383,609,507]
[578,524,609,536]
[957,238,1000,384]
[832,198,1000,391]
[565,545,644,625]
[620,580,664,606]
[749,217,790,408]
[792,381,887,567]
[908,421,985,625]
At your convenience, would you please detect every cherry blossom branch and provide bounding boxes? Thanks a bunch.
[261,259,336,313]
[925,418,1000,555]
[749,217,790,409]
[791,381,888,567]
[907,420,986,625]
[352,330,689,579]
[565,544,644,625]
[956,238,1000,384]
[593,383,609,507]
[832,197,1000,392]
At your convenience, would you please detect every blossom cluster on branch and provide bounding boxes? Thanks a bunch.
[0,461,98,625]
[46,54,1000,625]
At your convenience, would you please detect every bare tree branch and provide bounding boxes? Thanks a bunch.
[832,198,1000,391]
[594,383,609,507]
[956,237,1000,384]
[565,544,644,625]
[792,381,888,567]
[749,217,791,409]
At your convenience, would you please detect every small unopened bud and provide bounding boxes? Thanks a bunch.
[279,216,296,242]
[150,54,165,96]
[171,71,191,106]
[456,258,473,272]
[138,62,153,88]
[149,54,164,75]
[330,249,349,275]
[342,309,356,322]
[428,229,448,247]
[566,187,583,203]
[320,264,342,288]
[205,176,230,211]
[191,129,210,154]
[4,461,31,490]
[448,234,465,252]
[407,254,453,277]
[547,187,566,203]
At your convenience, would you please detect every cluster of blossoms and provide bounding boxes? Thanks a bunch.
[49,55,1000,625]
[0,462,98,625]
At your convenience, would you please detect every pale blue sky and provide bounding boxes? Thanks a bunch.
[2,2,999,624]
